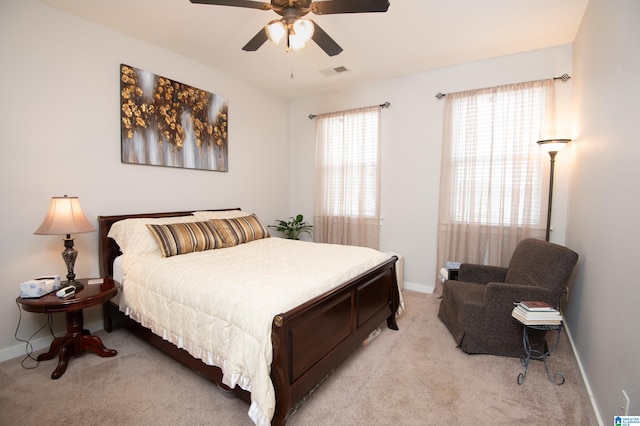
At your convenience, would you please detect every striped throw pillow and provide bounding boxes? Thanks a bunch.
[146,221,225,257]
[210,214,270,247]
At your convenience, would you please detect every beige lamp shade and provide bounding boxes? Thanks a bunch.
[34,196,95,236]
[537,138,571,153]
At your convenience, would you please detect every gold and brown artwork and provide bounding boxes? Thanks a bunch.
[120,64,228,171]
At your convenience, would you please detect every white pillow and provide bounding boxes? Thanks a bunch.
[192,209,246,220]
[108,215,199,256]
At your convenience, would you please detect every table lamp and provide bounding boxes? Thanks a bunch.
[34,195,95,290]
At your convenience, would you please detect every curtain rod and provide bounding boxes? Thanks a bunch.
[434,74,571,99]
[308,101,391,119]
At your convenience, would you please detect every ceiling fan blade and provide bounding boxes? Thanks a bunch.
[310,21,343,56]
[311,0,389,15]
[242,28,269,51]
[189,0,272,11]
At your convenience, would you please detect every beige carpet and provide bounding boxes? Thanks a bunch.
[0,291,598,425]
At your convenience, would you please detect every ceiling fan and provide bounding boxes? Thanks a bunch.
[189,0,390,56]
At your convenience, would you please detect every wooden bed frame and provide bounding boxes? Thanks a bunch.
[97,209,400,425]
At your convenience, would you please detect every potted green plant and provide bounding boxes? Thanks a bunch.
[269,214,313,240]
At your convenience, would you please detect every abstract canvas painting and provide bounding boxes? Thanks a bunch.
[120,64,228,171]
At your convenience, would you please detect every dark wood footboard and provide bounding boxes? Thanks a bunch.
[270,256,398,424]
[98,210,399,425]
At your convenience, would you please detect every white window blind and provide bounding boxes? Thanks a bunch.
[316,108,379,217]
[435,79,554,285]
[448,84,548,226]
[313,105,382,249]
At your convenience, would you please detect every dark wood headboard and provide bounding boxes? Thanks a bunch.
[97,208,241,279]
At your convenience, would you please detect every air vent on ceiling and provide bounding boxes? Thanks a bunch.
[320,66,350,77]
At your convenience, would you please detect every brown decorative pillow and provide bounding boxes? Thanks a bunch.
[108,216,200,256]
[146,221,225,257]
[210,214,270,247]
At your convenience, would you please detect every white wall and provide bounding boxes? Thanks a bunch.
[289,46,574,293]
[568,0,640,421]
[3,1,637,422]
[0,0,289,358]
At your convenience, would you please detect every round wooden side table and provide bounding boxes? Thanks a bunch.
[17,278,119,379]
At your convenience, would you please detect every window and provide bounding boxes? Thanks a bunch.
[448,86,547,225]
[313,106,381,248]
[317,109,379,217]
[435,79,555,285]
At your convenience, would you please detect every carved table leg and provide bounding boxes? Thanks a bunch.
[44,309,117,379]
[51,339,72,379]
[83,334,117,357]
[36,337,65,361]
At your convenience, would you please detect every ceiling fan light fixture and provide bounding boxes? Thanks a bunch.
[193,0,390,57]
[288,34,307,51]
[265,20,286,45]
[287,18,314,52]
[293,19,314,43]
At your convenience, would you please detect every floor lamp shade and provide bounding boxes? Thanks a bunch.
[34,196,95,288]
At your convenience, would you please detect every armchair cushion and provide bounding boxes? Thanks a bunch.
[458,264,508,284]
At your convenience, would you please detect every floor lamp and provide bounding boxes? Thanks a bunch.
[537,139,571,241]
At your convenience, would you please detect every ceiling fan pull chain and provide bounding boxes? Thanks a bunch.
[290,53,295,79]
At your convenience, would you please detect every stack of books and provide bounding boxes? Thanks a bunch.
[512,301,562,325]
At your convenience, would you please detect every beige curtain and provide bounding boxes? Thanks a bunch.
[435,80,555,296]
[313,106,381,249]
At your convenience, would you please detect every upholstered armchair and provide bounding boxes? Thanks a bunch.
[437,238,578,357]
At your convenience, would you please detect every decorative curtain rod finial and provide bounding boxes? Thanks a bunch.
[554,74,571,82]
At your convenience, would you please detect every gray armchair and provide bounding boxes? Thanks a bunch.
[437,238,578,357]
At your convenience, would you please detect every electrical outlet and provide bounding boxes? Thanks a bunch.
[621,390,630,415]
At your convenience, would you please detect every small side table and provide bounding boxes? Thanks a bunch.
[515,321,565,385]
[17,278,119,379]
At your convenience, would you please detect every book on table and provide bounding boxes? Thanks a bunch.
[519,301,556,311]
[514,306,561,319]
[512,303,562,325]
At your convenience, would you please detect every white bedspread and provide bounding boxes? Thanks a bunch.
[117,237,393,425]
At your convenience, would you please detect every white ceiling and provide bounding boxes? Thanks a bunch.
[38,0,588,99]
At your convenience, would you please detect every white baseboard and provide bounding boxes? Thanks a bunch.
[0,320,104,363]
[563,322,604,426]
[404,280,433,294]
